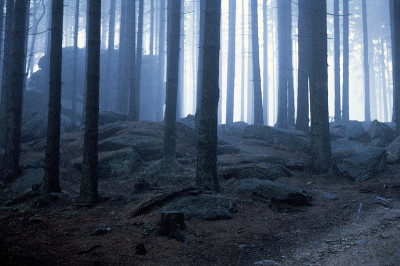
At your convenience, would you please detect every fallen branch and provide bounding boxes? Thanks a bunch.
[129,186,202,218]
[355,203,363,221]
[76,245,101,255]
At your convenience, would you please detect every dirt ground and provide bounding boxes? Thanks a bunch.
[1,121,400,265]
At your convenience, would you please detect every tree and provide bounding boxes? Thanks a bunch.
[295,0,310,131]
[393,0,400,134]
[156,0,167,121]
[116,0,128,114]
[309,0,331,173]
[177,0,184,119]
[43,0,64,193]
[334,0,341,122]
[0,0,14,147]
[195,0,205,131]
[262,0,268,125]
[362,0,371,122]
[163,0,182,168]
[127,0,137,120]
[0,0,4,81]
[342,0,350,121]
[79,0,101,204]
[276,0,291,129]
[104,0,116,112]
[1,0,28,183]
[132,0,144,121]
[225,0,236,124]
[251,0,263,125]
[196,0,221,191]
[71,0,79,129]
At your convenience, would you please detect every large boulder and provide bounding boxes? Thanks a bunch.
[367,120,396,143]
[219,122,249,137]
[176,115,197,146]
[242,125,310,153]
[329,120,369,142]
[331,139,387,181]
[161,194,237,220]
[98,112,127,126]
[10,168,44,193]
[218,163,292,181]
[386,136,400,164]
[98,149,142,179]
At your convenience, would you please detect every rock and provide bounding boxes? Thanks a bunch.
[10,168,44,193]
[330,120,369,142]
[98,123,128,141]
[90,223,111,236]
[219,163,292,181]
[331,139,387,181]
[219,122,249,137]
[255,156,309,171]
[217,145,241,155]
[234,178,272,193]
[27,216,44,224]
[386,136,400,164]
[155,211,186,242]
[176,115,197,146]
[253,259,280,265]
[98,111,127,126]
[371,138,389,148]
[313,189,339,200]
[20,159,45,170]
[98,149,142,179]
[253,180,312,206]
[242,125,310,153]
[161,194,237,221]
[134,180,150,193]
[367,120,396,143]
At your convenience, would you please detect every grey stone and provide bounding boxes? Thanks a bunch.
[253,259,280,265]
[98,111,127,126]
[218,163,292,181]
[330,120,369,142]
[90,223,111,236]
[368,120,396,143]
[371,138,389,148]
[313,189,339,200]
[10,168,44,193]
[386,136,400,164]
[161,194,237,221]
[255,156,309,171]
[98,149,142,179]
[176,115,197,146]
[98,123,128,140]
[242,125,310,153]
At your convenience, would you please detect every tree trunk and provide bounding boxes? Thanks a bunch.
[104,0,116,112]
[0,0,14,147]
[334,0,341,122]
[362,0,370,122]
[393,0,400,134]
[276,0,291,129]
[116,0,128,114]
[309,0,331,173]
[71,0,80,129]
[295,0,310,132]
[156,0,167,121]
[262,0,268,125]
[43,0,64,193]
[177,0,184,119]
[240,0,245,122]
[163,0,181,168]
[251,0,263,125]
[79,0,101,204]
[127,0,137,121]
[380,39,388,122]
[196,0,221,192]
[342,0,350,121]
[0,0,4,84]
[195,0,205,131]
[390,0,396,123]
[1,0,28,183]
[132,0,144,121]
[225,0,236,124]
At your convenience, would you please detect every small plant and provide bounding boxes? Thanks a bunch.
[142,221,155,235]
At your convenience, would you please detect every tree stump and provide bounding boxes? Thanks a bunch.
[156,211,186,242]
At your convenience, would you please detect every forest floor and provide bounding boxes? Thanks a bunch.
[0,119,399,265]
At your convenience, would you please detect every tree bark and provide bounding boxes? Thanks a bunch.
[127,0,137,120]
[2,0,28,183]
[225,0,236,124]
[79,0,101,204]
[116,0,128,114]
[104,0,116,112]
[362,0,370,122]
[342,0,350,121]
[196,0,221,192]
[163,0,182,168]
[393,0,400,134]
[177,0,184,119]
[156,0,167,121]
[334,0,341,122]
[309,0,331,173]
[262,0,268,125]
[195,0,205,131]
[43,0,64,193]
[71,0,80,129]
[132,0,144,121]
[251,0,263,125]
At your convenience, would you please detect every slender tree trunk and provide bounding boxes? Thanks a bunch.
[79,0,101,204]
[342,0,350,121]
[240,0,245,122]
[390,0,396,122]
[43,0,64,193]
[393,0,400,134]
[127,0,137,120]
[262,0,268,125]
[163,0,181,168]
[251,0,263,125]
[276,0,290,128]
[334,0,341,122]
[156,0,166,121]
[104,0,116,111]
[195,0,205,131]
[132,0,144,121]
[0,0,5,84]
[296,0,310,131]
[362,0,370,122]
[196,0,221,192]
[309,0,331,173]
[116,0,128,113]
[380,39,388,122]
[71,0,80,129]
[0,0,14,147]
[1,0,28,183]
[225,0,236,124]
[177,0,184,119]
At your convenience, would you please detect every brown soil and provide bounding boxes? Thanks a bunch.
[1,121,400,265]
